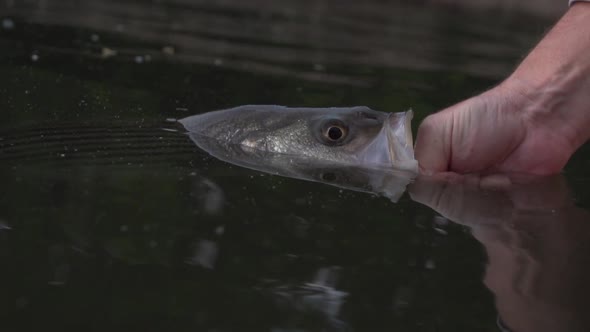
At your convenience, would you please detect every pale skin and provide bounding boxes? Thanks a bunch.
[415,3,590,175]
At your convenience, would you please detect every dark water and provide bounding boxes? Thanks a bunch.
[1,1,590,331]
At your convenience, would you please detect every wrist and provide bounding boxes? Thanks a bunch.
[509,3,590,89]
[504,4,590,153]
[500,69,589,160]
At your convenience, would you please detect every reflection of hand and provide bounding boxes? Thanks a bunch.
[410,174,590,332]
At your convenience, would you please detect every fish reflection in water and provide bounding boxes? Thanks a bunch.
[267,266,349,331]
[411,174,590,332]
[180,105,417,201]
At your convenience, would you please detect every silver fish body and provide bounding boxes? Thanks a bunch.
[183,134,415,201]
[179,105,417,201]
[179,105,418,172]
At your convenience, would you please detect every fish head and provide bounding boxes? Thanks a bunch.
[179,105,417,171]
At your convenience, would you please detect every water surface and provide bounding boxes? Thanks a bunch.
[1,1,589,331]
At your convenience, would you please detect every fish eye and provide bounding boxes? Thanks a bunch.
[328,126,344,140]
[321,120,348,145]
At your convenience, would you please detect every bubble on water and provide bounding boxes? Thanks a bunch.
[433,227,448,235]
[90,33,100,42]
[134,55,144,64]
[149,240,158,248]
[120,225,128,232]
[313,63,325,71]
[213,58,223,66]
[162,46,175,55]
[0,220,12,230]
[101,47,117,58]
[2,18,15,30]
[31,53,39,62]
[215,225,225,235]
[424,259,436,270]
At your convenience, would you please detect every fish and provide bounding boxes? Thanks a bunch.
[179,105,418,172]
[178,105,418,201]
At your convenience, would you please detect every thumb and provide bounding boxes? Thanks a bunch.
[414,111,453,174]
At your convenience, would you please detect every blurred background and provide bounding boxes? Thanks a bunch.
[0,0,566,88]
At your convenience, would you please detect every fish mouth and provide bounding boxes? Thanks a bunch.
[356,110,418,172]
[385,110,417,171]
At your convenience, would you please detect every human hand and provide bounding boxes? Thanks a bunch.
[414,4,590,175]
[409,174,590,332]
[414,83,575,175]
